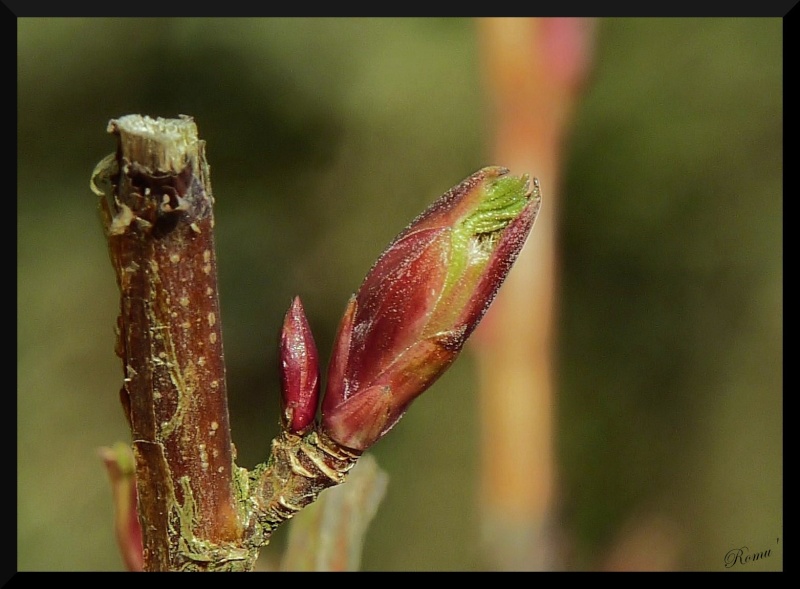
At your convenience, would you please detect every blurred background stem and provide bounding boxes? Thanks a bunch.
[280,454,388,571]
[473,17,595,570]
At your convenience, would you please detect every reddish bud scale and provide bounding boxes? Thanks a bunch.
[321,167,541,451]
[279,296,320,434]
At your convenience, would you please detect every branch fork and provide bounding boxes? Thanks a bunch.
[93,114,539,571]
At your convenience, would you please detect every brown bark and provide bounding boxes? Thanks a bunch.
[93,115,252,571]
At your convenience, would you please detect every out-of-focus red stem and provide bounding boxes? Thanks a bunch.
[100,444,144,572]
[473,17,595,570]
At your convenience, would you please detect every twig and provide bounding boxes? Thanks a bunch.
[92,115,252,571]
[93,116,539,571]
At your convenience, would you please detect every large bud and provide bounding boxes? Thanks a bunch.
[321,166,541,451]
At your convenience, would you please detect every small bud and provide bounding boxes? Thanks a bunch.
[321,166,541,450]
[279,296,320,434]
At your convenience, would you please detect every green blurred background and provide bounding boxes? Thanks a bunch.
[17,18,782,571]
